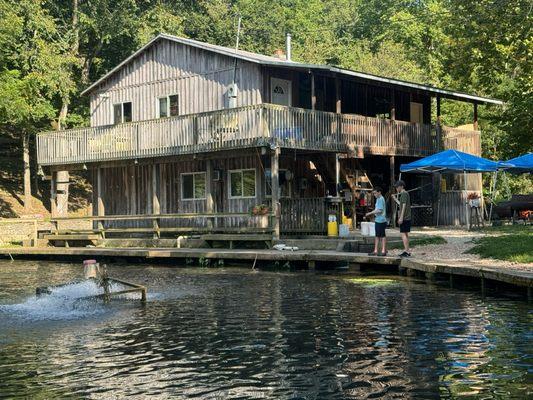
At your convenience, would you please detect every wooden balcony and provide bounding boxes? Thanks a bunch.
[37,103,478,166]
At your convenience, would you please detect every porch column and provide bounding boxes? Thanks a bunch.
[56,170,69,217]
[311,72,316,110]
[271,147,281,239]
[390,156,397,227]
[436,96,442,150]
[335,77,341,113]
[335,153,340,197]
[152,163,160,238]
[50,171,57,217]
[206,159,214,229]
[96,167,105,236]
[473,102,478,130]
[390,90,396,120]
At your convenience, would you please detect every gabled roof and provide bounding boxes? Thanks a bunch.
[81,33,503,105]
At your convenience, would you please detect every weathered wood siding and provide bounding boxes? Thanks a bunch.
[89,38,263,126]
[92,151,331,232]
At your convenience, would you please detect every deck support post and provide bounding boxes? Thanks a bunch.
[527,287,532,302]
[97,167,105,238]
[473,102,478,130]
[56,170,69,217]
[308,260,316,271]
[436,96,442,150]
[311,72,316,110]
[335,153,340,197]
[50,171,57,218]
[390,156,396,227]
[335,76,341,114]
[271,147,281,240]
[152,163,160,239]
[449,274,454,288]
[206,159,214,230]
[480,276,486,298]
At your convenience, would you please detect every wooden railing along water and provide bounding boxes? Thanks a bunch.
[37,104,478,165]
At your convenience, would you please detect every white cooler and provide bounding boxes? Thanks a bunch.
[361,221,375,236]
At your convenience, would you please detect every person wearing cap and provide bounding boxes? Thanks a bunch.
[394,180,411,257]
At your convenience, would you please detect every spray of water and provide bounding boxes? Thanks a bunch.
[0,280,125,321]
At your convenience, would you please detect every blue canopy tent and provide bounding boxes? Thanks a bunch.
[400,149,501,173]
[503,153,533,174]
[400,150,502,228]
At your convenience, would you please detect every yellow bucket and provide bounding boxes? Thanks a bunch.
[327,221,338,237]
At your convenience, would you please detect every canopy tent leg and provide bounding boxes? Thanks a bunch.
[489,171,498,222]
[464,171,470,230]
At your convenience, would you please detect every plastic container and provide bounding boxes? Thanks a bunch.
[339,224,350,237]
[361,221,375,236]
[327,214,338,236]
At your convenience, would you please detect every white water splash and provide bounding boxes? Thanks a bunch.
[0,280,123,321]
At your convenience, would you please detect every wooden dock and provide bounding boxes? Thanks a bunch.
[1,247,531,296]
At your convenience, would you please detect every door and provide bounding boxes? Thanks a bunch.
[410,102,423,123]
[270,78,292,106]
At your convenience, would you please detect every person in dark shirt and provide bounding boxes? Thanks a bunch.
[394,180,411,257]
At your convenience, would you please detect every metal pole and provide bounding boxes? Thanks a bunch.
[464,170,469,230]
[489,171,498,223]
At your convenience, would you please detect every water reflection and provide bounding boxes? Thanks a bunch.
[0,261,530,399]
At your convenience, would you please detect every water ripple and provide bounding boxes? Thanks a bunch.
[0,261,531,399]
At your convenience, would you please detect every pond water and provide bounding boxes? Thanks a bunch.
[0,260,531,399]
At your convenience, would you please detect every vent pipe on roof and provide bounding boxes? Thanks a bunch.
[286,33,292,61]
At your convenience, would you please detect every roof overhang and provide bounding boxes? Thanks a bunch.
[81,34,503,106]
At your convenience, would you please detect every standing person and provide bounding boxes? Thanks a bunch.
[394,180,412,257]
[365,187,387,256]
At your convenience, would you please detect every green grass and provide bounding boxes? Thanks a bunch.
[388,236,447,250]
[468,226,533,263]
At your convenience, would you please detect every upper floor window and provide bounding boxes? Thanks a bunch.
[114,102,132,124]
[158,94,179,118]
[229,169,256,199]
[181,172,206,200]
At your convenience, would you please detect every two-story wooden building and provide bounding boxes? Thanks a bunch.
[37,34,502,240]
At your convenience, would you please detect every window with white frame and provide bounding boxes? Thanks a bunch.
[158,94,179,118]
[181,172,206,200]
[229,169,256,198]
[113,102,132,124]
[265,169,292,198]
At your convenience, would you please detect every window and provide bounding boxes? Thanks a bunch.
[158,94,179,118]
[181,172,206,200]
[113,102,132,124]
[265,169,291,198]
[229,169,256,198]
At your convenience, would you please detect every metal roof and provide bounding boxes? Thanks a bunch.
[81,33,503,105]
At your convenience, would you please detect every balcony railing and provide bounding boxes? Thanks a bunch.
[37,103,478,166]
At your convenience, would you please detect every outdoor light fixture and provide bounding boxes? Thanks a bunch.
[37,165,44,177]
[82,163,88,170]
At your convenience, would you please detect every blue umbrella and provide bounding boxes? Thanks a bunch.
[503,153,533,173]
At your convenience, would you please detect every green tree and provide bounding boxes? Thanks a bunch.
[0,0,75,211]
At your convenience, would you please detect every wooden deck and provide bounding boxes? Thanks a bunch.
[37,104,479,166]
[1,247,531,293]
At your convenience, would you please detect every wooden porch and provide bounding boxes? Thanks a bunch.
[36,103,477,166]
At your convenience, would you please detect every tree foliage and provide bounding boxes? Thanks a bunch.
[0,0,531,196]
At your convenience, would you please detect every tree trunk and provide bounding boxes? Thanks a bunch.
[23,132,32,213]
